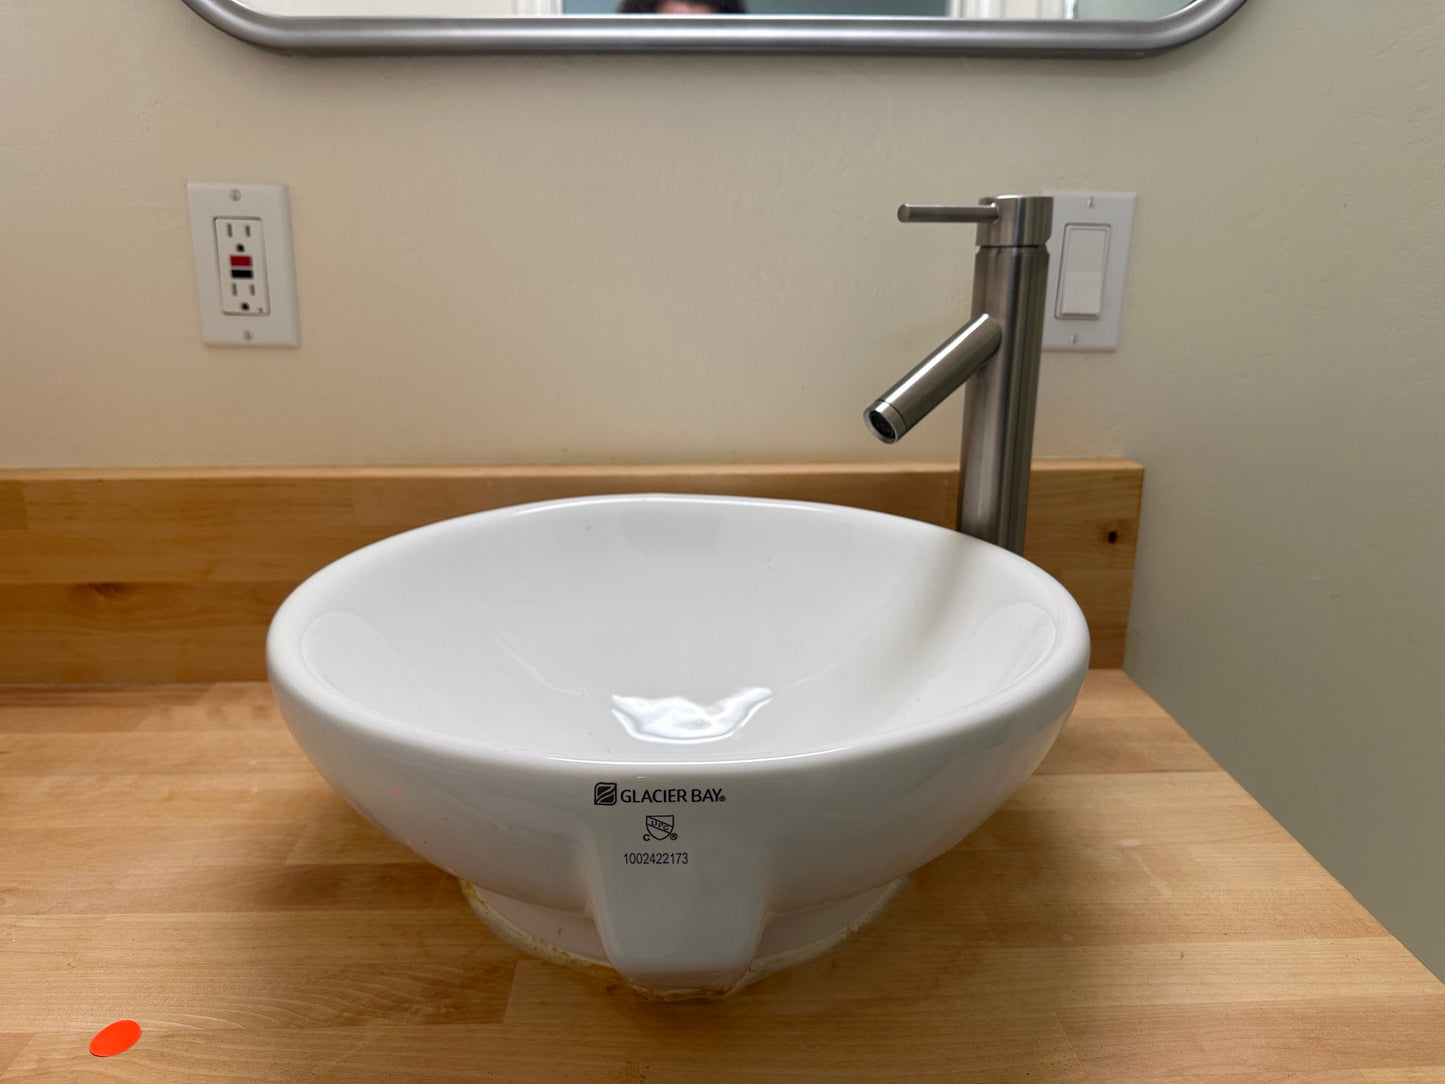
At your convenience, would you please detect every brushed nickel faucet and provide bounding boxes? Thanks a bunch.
[864,195,1053,555]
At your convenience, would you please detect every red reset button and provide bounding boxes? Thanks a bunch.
[89,1020,141,1057]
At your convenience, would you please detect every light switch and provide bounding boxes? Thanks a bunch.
[1042,191,1136,352]
[1056,224,1109,319]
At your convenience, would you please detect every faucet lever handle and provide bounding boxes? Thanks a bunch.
[898,196,1052,247]
[897,204,1001,224]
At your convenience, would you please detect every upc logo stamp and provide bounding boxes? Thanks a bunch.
[593,782,618,806]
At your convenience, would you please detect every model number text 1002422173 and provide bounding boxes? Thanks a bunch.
[623,852,688,865]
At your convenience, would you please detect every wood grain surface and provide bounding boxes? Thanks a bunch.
[0,460,1141,682]
[0,672,1440,1082]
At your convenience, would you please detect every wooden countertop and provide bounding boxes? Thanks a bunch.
[1,672,1441,1081]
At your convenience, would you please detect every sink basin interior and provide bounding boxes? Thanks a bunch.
[277,495,1078,763]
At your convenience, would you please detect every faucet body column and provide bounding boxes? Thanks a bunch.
[958,236,1051,551]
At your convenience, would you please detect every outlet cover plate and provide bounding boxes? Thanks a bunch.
[187,182,299,347]
[1042,190,1135,352]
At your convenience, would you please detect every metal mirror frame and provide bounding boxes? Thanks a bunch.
[180,0,1248,56]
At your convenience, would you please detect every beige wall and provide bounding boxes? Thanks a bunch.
[2,1,1442,973]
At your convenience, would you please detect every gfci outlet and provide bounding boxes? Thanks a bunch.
[187,182,299,346]
[214,217,269,315]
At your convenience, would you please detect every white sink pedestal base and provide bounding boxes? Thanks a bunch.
[462,877,905,1000]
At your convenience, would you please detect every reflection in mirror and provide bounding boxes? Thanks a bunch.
[245,0,1194,18]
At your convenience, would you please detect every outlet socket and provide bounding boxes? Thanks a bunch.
[214,217,270,316]
[188,182,299,346]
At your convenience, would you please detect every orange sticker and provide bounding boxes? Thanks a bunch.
[89,1020,141,1057]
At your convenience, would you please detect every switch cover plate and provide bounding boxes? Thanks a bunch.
[187,182,299,347]
[1042,191,1135,352]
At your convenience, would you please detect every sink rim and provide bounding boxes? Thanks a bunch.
[266,493,1090,774]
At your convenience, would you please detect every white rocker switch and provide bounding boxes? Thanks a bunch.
[1056,224,1110,319]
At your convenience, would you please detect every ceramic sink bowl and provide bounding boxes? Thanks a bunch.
[267,494,1089,997]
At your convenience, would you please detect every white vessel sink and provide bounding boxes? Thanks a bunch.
[268,494,1089,997]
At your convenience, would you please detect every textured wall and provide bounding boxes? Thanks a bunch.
[1,0,1442,973]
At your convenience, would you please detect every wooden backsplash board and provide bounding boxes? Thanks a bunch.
[0,460,1142,682]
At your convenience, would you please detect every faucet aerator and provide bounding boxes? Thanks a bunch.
[864,405,901,444]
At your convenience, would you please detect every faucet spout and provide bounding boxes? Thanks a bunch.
[864,314,1001,444]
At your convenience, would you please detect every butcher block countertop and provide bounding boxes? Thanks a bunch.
[1,671,1441,1082]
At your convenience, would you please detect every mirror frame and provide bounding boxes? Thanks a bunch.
[180,0,1249,56]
